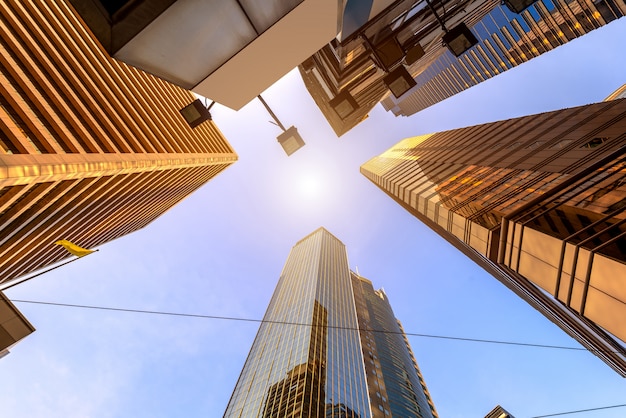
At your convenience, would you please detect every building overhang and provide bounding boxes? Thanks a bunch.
[69,0,342,110]
[0,291,35,355]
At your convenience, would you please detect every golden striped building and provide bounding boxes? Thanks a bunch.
[362,96,626,376]
[0,1,237,285]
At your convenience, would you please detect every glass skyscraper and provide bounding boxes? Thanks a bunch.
[299,0,624,136]
[361,95,626,376]
[382,0,626,116]
[223,228,438,417]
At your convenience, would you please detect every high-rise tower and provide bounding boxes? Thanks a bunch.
[0,0,237,353]
[361,95,626,375]
[223,228,438,417]
[381,0,626,117]
[0,0,237,288]
[299,0,624,136]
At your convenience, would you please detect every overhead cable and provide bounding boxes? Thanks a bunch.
[10,298,595,352]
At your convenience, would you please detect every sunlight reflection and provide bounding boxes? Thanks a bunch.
[296,172,323,201]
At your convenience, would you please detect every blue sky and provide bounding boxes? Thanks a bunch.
[1,17,626,418]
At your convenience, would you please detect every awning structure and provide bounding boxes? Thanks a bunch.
[69,0,342,110]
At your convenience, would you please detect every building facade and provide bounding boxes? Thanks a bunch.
[299,0,625,136]
[0,0,237,350]
[0,0,237,288]
[361,97,626,375]
[0,293,34,358]
[382,0,626,116]
[300,0,497,136]
[68,0,343,110]
[484,405,515,418]
[223,228,438,417]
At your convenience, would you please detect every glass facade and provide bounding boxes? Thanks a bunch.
[300,0,624,136]
[383,0,626,116]
[361,97,626,376]
[224,228,370,417]
[224,228,438,417]
[352,273,438,418]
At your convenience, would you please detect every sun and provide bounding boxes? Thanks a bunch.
[296,173,322,200]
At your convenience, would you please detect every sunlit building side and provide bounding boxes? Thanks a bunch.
[361,96,626,375]
[68,0,342,110]
[382,0,626,116]
[484,405,515,418]
[223,228,438,417]
[605,83,626,101]
[0,0,237,288]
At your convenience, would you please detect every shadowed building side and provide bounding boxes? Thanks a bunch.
[0,293,35,357]
[352,273,438,417]
[361,97,626,376]
[67,0,343,110]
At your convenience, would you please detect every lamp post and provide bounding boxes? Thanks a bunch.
[180,99,215,128]
[181,95,305,156]
[502,0,538,13]
[257,95,305,156]
[425,0,478,57]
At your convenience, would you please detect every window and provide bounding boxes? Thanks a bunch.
[550,139,573,149]
[525,140,545,150]
[581,137,608,149]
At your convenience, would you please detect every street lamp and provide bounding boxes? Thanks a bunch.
[329,90,359,119]
[425,0,478,57]
[180,99,214,128]
[502,0,538,13]
[383,65,417,98]
[257,95,305,156]
[441,22,479,57]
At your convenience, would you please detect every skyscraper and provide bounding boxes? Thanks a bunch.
[68,0,342,110]
[299,0,624,136]
[485,405,515,418]
[361,96,626,375]
[299,0,497,136]
[0,0,237,288]
[382,0,625,117]
[0,0,237,352]
[223,228,438,417]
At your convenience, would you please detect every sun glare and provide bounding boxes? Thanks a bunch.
[297,173,322,200]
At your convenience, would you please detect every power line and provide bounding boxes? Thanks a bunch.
[9,298,626,417]
[10,298,591,352]
[530,403,626,417]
